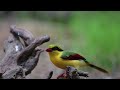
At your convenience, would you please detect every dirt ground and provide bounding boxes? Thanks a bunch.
[0,20,119,79]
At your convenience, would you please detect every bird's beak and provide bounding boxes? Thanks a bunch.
[46,48,52,52]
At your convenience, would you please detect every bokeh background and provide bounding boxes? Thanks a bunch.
[0,11,120,79]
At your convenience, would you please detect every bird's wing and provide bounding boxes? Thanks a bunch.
[61,51,86,60]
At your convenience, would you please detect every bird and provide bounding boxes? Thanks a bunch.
[46,44,108,74]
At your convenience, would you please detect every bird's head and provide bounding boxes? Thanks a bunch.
[46,44,63,52]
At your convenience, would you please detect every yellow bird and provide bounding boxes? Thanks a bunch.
[46,44,108,74]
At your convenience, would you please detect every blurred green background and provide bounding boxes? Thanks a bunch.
[0,11,120,79]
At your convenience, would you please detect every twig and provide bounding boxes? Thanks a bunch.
[47,71,53,79]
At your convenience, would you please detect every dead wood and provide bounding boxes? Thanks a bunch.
[57,66,89,79]
[0,25,50,79]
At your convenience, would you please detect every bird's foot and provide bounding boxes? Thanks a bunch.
[57,72,67,79]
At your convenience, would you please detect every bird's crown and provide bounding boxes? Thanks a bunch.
[48,44,63,51]
[48,44,57,48]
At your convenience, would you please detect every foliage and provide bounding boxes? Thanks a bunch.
[67,11,120,71]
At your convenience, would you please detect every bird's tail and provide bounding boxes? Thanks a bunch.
[84,60,109,74]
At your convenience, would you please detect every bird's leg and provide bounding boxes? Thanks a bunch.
[57,66,73,79]
[57,70,67,79]
[57,73,66,79]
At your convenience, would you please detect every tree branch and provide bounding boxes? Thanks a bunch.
[57,66,89,79]
[0,25,50,79]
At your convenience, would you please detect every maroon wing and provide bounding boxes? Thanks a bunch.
[61,51,86,60]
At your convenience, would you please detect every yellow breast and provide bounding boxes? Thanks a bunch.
[48,51,86,69]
